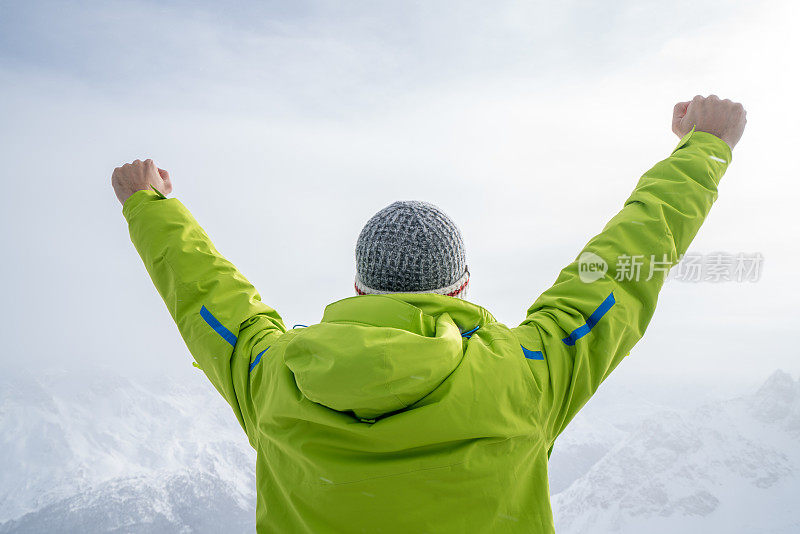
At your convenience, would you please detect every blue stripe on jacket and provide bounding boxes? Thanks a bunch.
[200,305,238,346]
[249,348,269,372]
[521,346,544,360]
[562,292,615,346]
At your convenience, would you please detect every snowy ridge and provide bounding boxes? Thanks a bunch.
[552,370,800,534]
[0,369,255,533]
[0,471,253,534]
[1,369,798,533]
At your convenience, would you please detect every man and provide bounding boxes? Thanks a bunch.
[113,95,746,533]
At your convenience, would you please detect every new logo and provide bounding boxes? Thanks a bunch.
[578,252,608,283]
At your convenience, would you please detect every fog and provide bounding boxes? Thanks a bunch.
[1,0,797,392]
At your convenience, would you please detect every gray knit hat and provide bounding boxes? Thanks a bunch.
[355,201,469,298]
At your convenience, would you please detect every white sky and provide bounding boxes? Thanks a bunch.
[1,0,798,395]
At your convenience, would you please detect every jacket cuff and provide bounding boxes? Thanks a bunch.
[671,125,733,166]
[122,187,168,222]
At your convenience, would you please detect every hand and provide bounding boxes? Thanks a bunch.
[112,159,173,206]
[672,95,747,150]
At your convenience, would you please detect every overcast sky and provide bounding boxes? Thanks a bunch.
[1,0,797,397]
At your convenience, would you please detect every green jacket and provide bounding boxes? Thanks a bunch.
[123,127,731,533]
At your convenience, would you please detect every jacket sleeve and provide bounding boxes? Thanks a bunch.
[123,188,286,445]
[511,127,732,445]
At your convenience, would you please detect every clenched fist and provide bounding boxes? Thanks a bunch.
[111,159,173,206]
[672,94,747,150]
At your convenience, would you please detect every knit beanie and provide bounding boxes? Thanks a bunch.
[355,201,469,298]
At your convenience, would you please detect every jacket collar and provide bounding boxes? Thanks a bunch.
[321,293,495,335]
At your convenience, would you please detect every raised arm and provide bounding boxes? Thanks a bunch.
[512,95,746,446]
[113,160,286,445]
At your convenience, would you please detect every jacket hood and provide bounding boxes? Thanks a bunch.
[283,293,495,420]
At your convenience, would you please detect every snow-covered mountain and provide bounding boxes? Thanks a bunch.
[0,471,252,534]
[1,368,797,533]
[552,370,800,534]
[0,369,255,533]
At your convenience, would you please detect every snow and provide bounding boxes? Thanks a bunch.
[1,368,798,532]
[0,369,255,532]
[551,370,800,534]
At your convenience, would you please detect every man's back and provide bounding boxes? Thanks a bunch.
[253,293,550,532]
[113,95,746,532]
